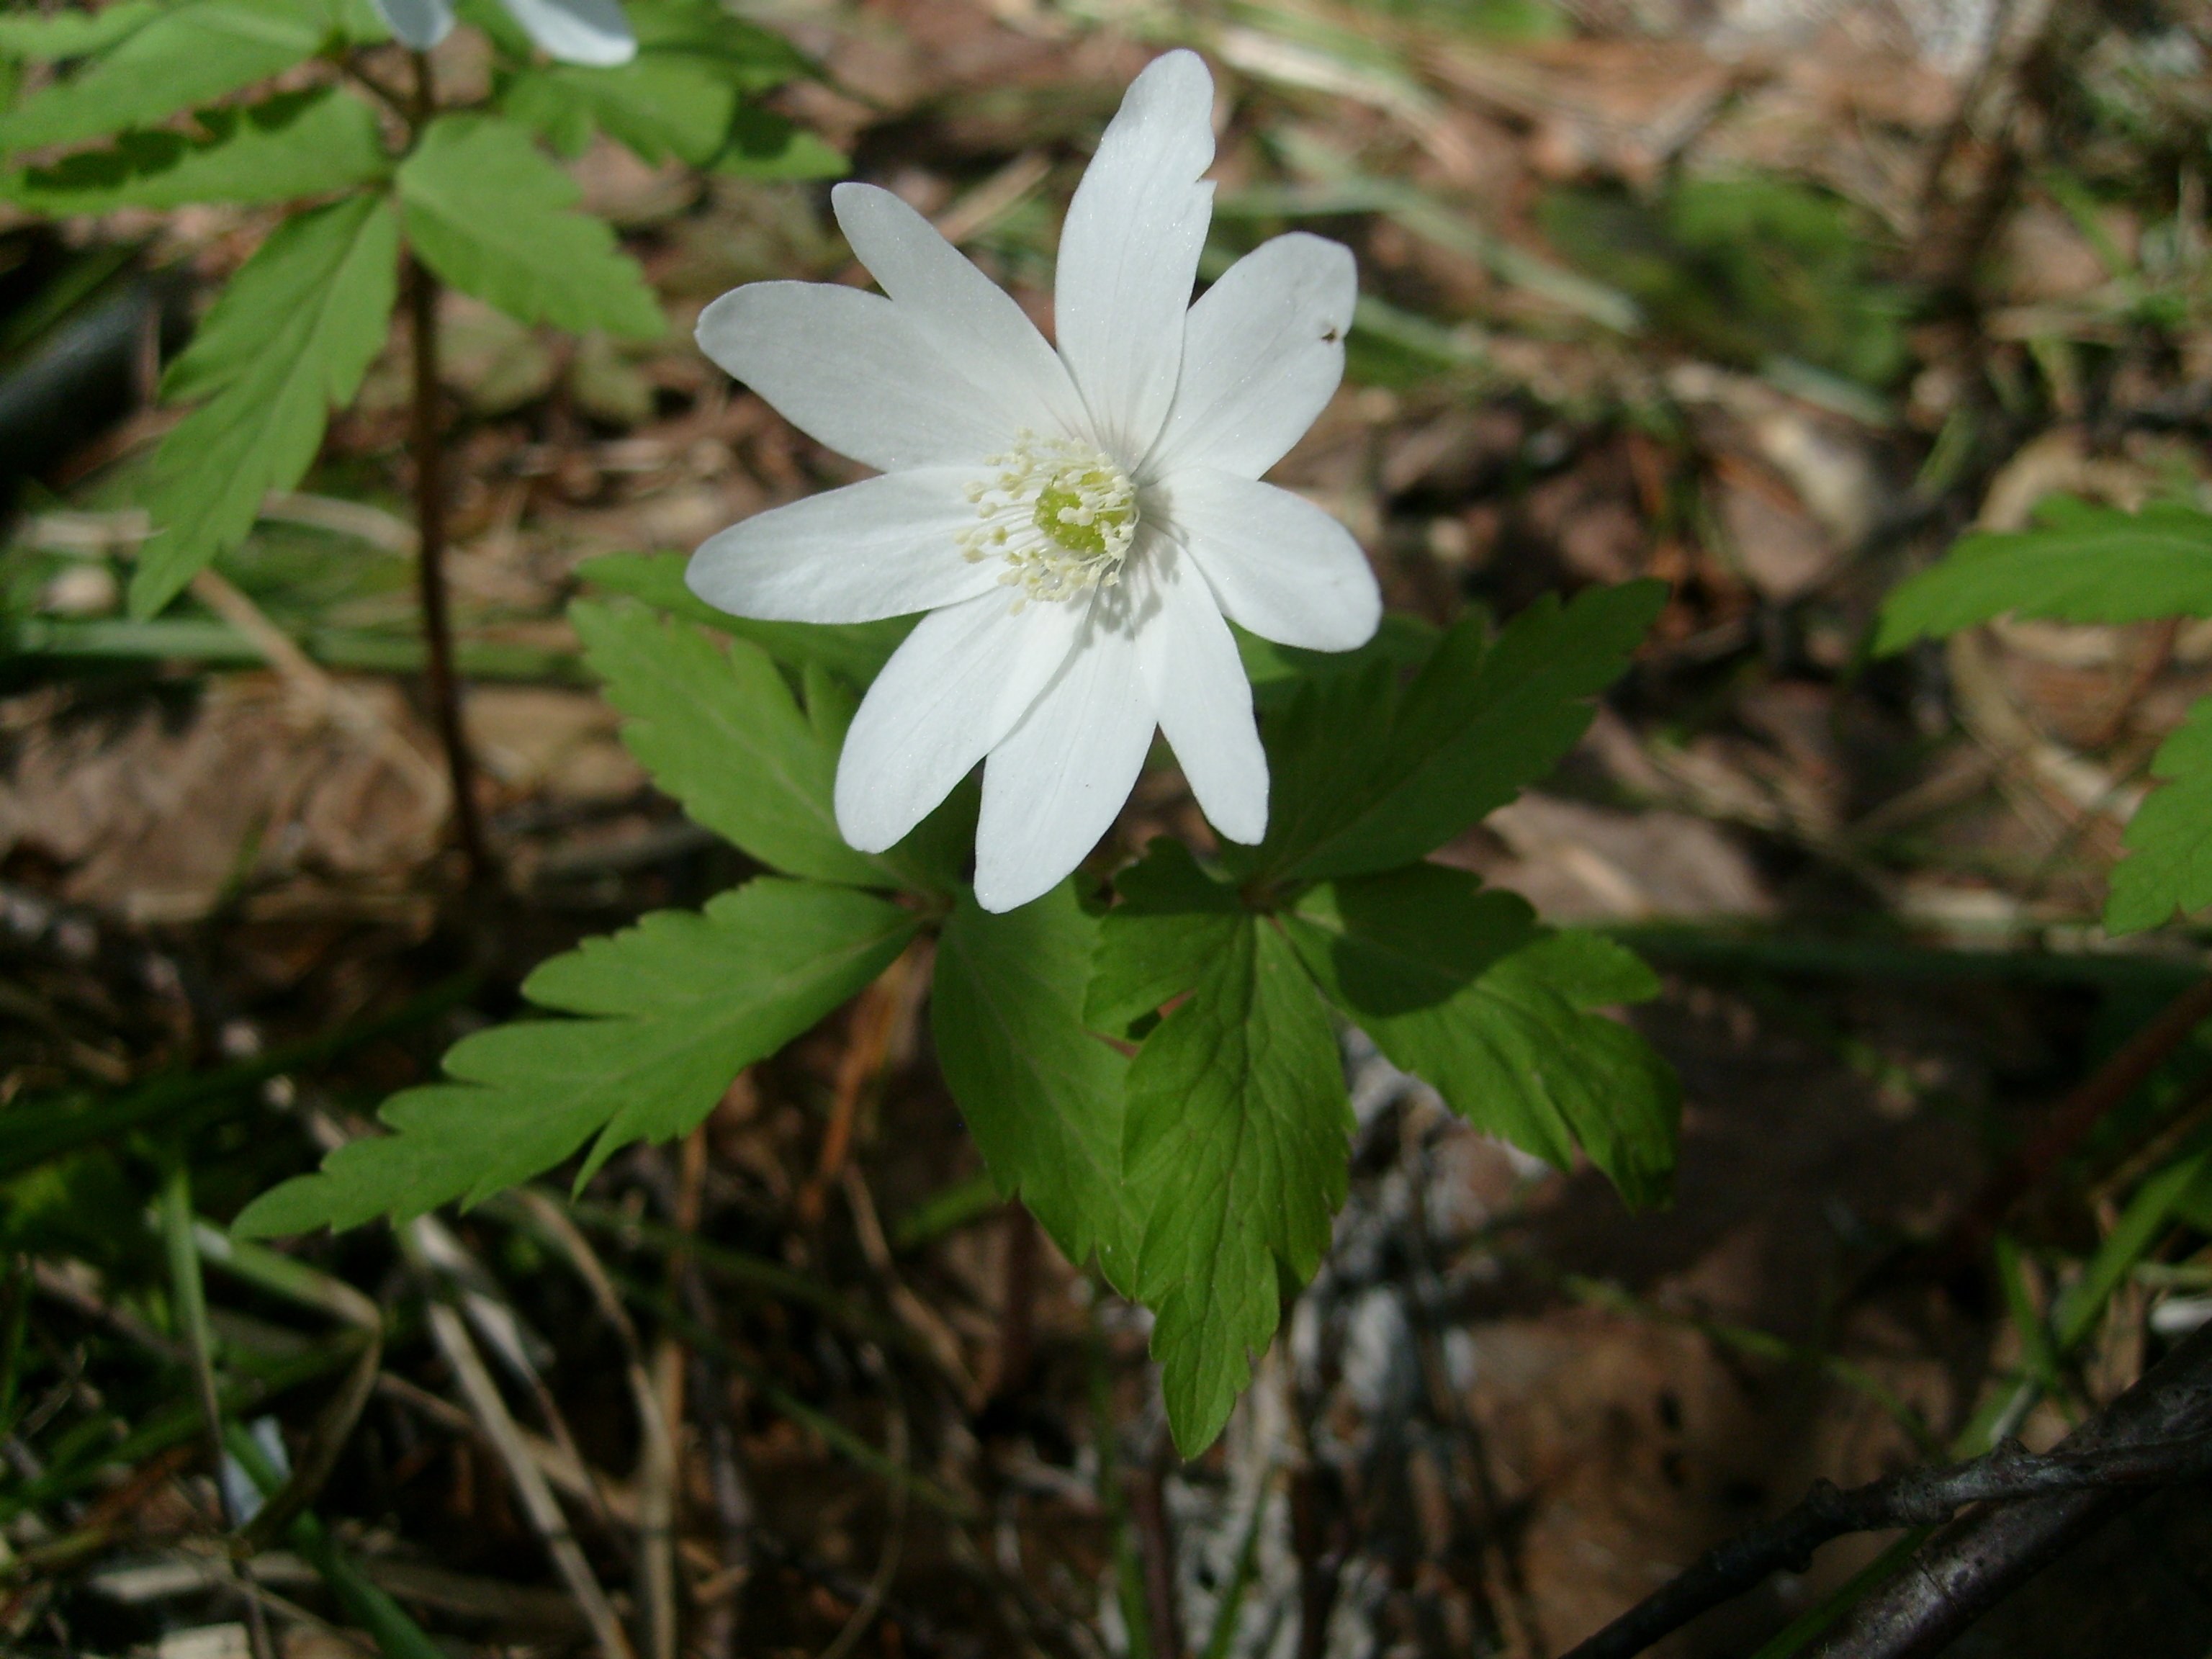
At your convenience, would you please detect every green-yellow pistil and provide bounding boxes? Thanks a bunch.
[961,431,1138,610]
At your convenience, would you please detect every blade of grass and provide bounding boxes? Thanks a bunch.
[226,1421,446,1659]
[889,1172,1002,1252]
[157,1162,231,1514]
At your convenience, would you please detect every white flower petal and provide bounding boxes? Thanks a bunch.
[1160,468,1381,651]
[696,283,1012,473]
[1054,50,1215,462]
[373,0,453,49]
[1148,233,1355,480]
[500,0,634,63]
[687,469,997,624]
[1137,537,1267,843]
[835,593,1087,853]
[831,183,1084,439]
[974,609,1156,912]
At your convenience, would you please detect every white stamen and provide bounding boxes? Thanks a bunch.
[958,431,1138,608]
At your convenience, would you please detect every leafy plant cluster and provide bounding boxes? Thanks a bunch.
[0,0,837,616]
[240,565,1682,1452]
[1879,495,2212,934]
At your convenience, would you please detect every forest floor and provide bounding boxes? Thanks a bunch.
[5,0,2212,1655]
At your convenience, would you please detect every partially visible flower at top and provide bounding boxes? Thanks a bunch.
[375,0,634,64]
[687,50,1380,912]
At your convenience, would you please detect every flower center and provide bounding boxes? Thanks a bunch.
[959,431,1138,610]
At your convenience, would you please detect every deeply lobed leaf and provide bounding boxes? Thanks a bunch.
[0,0,334,156]
[1249,580,1665,882]
[572,598,895,888]
[397,113,664,341]
[1097,842,1353,1455]
[132,193,400,616]
[934,885,1138,1292]
[4,87,389,212]
[2107,695,2212,935]
[1876,498,2212,652]
[500,0,837,176]
[1287,867,1678,1206]
[233,880,917,1236]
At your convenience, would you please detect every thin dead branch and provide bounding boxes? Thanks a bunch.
[1566,1322,2212,1659]
[422,1298,637,1659]
[1808,1322,2212,1658]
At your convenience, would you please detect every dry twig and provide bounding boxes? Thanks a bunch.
[422,1298,637,1659]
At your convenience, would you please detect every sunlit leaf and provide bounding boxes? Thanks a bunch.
[934,884,1137,1291]
[4,87,388,212]
[1286,866,1678,1205]
[234,880,916,1236]
[397,112,662,340]
[131,194,399,616]
[1096,842,1351,1455]
[1877,498,2212,652]
[0,0,332,155]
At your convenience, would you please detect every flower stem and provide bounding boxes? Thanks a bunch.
[405,51,490,884]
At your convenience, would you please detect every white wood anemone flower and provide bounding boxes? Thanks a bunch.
[688,49,1381,912]
[374,0,634,63]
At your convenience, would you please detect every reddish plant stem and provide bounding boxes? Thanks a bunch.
[405,52,490,884]
[1943,970,2212,1269]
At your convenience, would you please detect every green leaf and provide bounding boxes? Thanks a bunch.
[0,1,162,62]
[573,550,912,683]
[1100,842,1352,1455]
[499,0,819,163]
[1249,582,1663,882]
[1285,867,1678,1205]
[397,113,663,341]
[1234,611,1437,710]
[1085,838,1244,1036]
[933,884,1136,1291]
[233,879,916,1236]
[713,104,845,180]
[1876,498,2212,652]
[2107,695,2212,935]
[130,193,398,617]
[571,598,896,889]
[4,87,388,212]
[0,0,331,156]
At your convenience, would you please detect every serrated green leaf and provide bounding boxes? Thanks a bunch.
[2107,696,2212,935]
[1876,498,2212,652]
[1101,842,1352,1455]
[1234,611,1437,710]
[0,1,162,62]
[233,880,916,1236]
[4,87,388,212]
[1085,839,1243,1035]
[0,0,331,156]
[1286,871,1678,1205]
[397,113,662,341]
[573,550,912,683]
[130,193,398,617]
[933,884,1136,1292]
[571,598,896,888]
[1249,582,1664,883]
[498,0,832,174]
